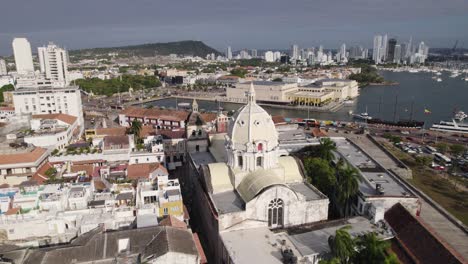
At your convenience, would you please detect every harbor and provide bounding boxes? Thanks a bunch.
[141,70,468,126]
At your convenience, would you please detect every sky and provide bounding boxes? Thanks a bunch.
[0,0,467,55]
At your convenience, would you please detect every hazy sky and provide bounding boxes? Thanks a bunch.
[1,0,467,55]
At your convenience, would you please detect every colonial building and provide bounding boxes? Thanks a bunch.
[186,83,329,261]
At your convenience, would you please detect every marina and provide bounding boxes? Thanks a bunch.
[143,70,468,126]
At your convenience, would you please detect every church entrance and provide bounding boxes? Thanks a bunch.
[268,198,284,228]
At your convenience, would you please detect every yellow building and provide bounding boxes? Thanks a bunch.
[286,90,334,106]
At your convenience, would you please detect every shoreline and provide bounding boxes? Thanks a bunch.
[132,95,346,113]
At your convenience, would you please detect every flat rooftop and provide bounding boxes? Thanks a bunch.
[190,151,216,168]
[288,216,393,257]
[287,182,323,201]
[220,227,299,264]
[333,138,415,197]
[212,190,244,214]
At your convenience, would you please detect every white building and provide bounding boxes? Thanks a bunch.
[38,42,70,87]
[12,86,84,129]
[24,113,81,150]
[291,44,299,60]
[227,46,232,60]
[264,51,274,62]
[373,35,382,64]
[12,38,35,75]
[0,59,7,75]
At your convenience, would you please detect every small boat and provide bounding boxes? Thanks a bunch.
[344,99,354,105]
[435,72,442,76]
[352,106,372,120]
[436,78,442,82]
[431,119,468,134]
[455,111,467,121]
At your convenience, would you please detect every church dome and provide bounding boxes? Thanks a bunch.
[227,83,278,152]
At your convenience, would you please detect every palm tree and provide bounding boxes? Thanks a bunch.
[318,138,336,162]
[354,232,390,264]
[129,119,142,143]
[328,226,355,264]
[336,164,362,217]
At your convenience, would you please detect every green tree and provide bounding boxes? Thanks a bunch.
[354,232,390,264]
[318,138,337,162]
[435,142,449,153]
[414,155,432,167]
[449,144,466,157]
[272,77,283,82]
[304,157,336,196]
[229,68,248,78]
[0,84,15,102]
[45,167,57,178]
[129,119,142,143]
[384,253,400,264]
[328,226,355,264]
[319,258,341,264]
[336,164,362,217]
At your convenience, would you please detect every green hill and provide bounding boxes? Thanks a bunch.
[69,40,220,59]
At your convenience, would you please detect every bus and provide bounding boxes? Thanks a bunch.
[434,152,452,166]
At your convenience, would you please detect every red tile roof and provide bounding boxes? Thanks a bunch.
[159,215,187,229]
[272,115,286,125]
[120,107,189,122]
[312,127,328,137]
[384,203,465,264]
[127,163,167,180]
[31,162,53,184]
[0,147,48,166]
[94,127,127,136]
[32,113,78,125]
[157,129,186,139]
[0,106,14,111]
[5,208,20,215]
[71,164,94,177]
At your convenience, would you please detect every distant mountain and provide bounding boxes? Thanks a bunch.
[69,40,221,58]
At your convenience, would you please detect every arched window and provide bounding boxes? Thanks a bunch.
[257,143,263,151]
[192,130,196,136]
[198,129,202,136]
[268,198,284,227]
[195,145,200,152]
[238,155,243,167]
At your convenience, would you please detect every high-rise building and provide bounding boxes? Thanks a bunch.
[291,44,299,60]
[394,45,402,64]
[226,46,232,60]
[273,51,281,61]
[381,34,388,61]
[239,50,250,59]
[387,38,397,62]
[251,49,257,58]
[0,59,7,75]
[38,42,69,87]
[12,38,35,75]
[373,35,382,64]
[264,51,274,62]
[340,43,346,60]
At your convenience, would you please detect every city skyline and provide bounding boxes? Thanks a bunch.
[0,0,467,55]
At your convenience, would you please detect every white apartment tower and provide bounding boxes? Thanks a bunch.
[0,59,7,75]
[291,44,299,60]
[12,38,35,75]
[373,35,382,64]
[38,43,69,87]
[264,51,274,62]
[12,86,84,130]
[226,46,232,60]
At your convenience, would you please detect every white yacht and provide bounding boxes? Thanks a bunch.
[436,78,442,82]
[351,106,372,120]
[431,119,468,134]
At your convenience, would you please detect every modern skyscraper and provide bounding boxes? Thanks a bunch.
[381,34,388,61]
[12,38,35,75]
[0,59,7,75]
[291,44,299,60]
[394,44,402,64]
[226,46,232,60]
[373,35,382,64]
[251,49,257,58]
[340,43,346,60]
[38,42,69,87]
[387,38,397,62]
